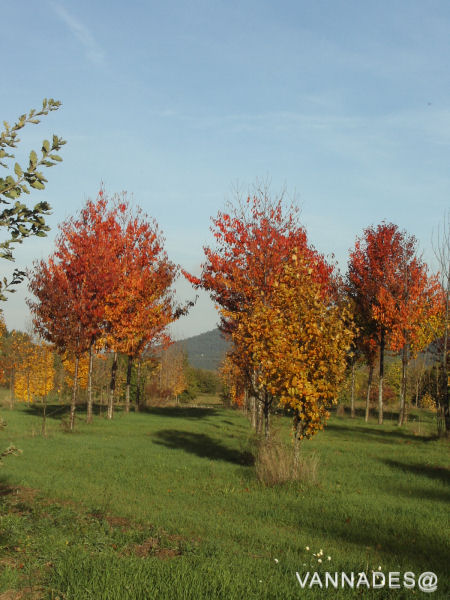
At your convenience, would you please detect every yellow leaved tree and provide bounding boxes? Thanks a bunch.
[226,251,354,461]
[62,352,89,392]
[14,340,55,435]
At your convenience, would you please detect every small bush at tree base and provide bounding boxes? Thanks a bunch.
[255,436,319,487]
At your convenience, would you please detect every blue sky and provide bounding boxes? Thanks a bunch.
[2,0,449,338]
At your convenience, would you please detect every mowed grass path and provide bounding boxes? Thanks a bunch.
[0,401,449,599]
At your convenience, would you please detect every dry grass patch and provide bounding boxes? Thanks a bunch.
[255,436,319,486]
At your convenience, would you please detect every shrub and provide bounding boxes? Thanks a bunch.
[255,436,319,487]
[421,392,437,411]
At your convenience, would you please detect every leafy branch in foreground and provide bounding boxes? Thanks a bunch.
[0,98,66,300]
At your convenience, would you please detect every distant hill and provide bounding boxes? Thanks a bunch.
[177,328,230,371]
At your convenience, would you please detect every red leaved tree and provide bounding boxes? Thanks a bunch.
[383,246,442,425]
[102,201,180,417]
[347,222,440,425]
[186,187,334,437]
[28,191,123,428]
[29,191,187,423]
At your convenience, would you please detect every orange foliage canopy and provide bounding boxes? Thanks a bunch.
[347,222,442,356]
[185,191,334,335]
[225,251,354,438]
[189,189,350,439]
[102,201,178,359]
[29,191,182,362]
[28,191,123,357]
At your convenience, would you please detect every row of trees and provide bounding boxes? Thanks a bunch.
[186,189,354,459]
[347,222,444,428]
[2,181,447,448]
[339,353,442,414]
[0,101,448,451]
[0,327,220,431]
[188,187,447,452]
[26,191,192,429]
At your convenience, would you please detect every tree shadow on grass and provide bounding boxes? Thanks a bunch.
[326,422,433,444]
[385,484,450,504]
[152,429,254,466]
[291,498,450,580]
[333,406,400,420]
[144,406,220,419]
[382,459,450,486]
[22,403,68,421]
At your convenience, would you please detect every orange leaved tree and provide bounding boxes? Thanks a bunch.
[383,245,442,425]
[102,200,183,418]
[186,187,334,437]
[28,192,123,428]
[348,223,409,424]
[348,222,442,425]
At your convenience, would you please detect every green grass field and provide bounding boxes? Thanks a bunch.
[0,397,448,599]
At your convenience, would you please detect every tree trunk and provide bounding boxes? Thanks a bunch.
[107,352,118,420]
[263,392,271,439]
[378,328,385,425]
[256,399,263,436]
[125,355,133,414]
[365,364,374,422]
[41,397,47,437]
[136,360,142,411]
[442,280,449,436]
[243,389,248,416]
[293,411,304,473]
[86,343,94,424]
[350,361,356,418]
[250,395,257,429]
[398,343,408,426]
[69,356,79,431]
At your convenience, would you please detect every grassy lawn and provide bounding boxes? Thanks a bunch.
[0,397,448,599]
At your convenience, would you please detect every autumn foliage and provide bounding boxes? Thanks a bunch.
[225,250,353,445]
[28,190,183,426]
[0,184,444,448]
[190,188,352,446]
[15,343,54,404]
[347,222,442,425]
[185,190,333,334]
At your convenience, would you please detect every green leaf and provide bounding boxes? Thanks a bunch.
[14,163,23,178]
[42,139,50,154]
[49,154,63,162]
[35,171,48,183]
[29,150,37,167]
[30,180,45,190]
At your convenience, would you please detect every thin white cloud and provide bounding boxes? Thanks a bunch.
[147,104,450,152]
[49,1,105,66]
